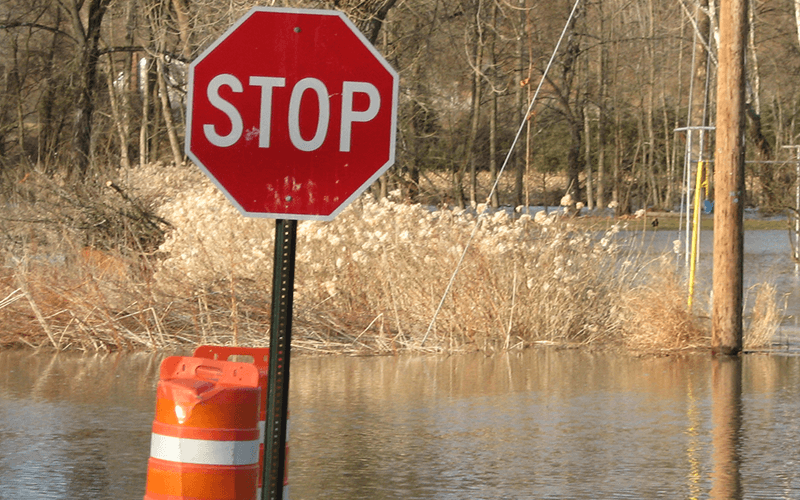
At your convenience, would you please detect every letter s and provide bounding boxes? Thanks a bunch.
[204,74,243,147]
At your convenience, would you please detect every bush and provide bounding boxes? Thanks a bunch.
[0,164,723,353]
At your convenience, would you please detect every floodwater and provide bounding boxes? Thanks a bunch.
[1,229,800,499]
[2,349,800,499]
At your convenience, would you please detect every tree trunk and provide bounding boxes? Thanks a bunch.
[746,0,776,208]
[330,0,399,45]
[0,46,16,168]
[4,37,27,171]
[38,12,61,173]
[667,13,688,210]
[663,94,674,208]
[567,114,582,203]
[488,3,499,209]
[596,0,607,211]
[171,0,193,60]
[156,56,183,166]
[489,88,499,208]
[407,60,426,203]
[612,94,621,211]
[513,0,527,207]
[150,74,162,161]
[106,54,131,169]
[468,4,484,207]
[645,0,658,207]
[561,3,583,203]
[691,0,713,161]
[584,106,594,210]
[609,4,623,211]
[66,0,112,179]
[139,57,153,166]
[121,0,135,166]
[795,0,800,53]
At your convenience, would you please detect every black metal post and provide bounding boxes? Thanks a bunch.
[263,219,297,500]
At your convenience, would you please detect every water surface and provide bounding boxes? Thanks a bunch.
[2,349,800,499]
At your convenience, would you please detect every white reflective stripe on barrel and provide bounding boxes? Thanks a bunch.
[257,419,266,500]
[150,433,260,466]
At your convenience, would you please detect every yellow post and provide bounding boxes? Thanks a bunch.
[688,161,704,309]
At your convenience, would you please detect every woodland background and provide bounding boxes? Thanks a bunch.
[2,0,800,221]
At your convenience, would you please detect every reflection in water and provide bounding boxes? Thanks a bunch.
[711,357,743,499]
[288,351,800,499]
[685,380,703,500]
[1,349,800,499]
[0,350,167,500]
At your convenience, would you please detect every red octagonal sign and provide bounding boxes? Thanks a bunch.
[186,7,398,220]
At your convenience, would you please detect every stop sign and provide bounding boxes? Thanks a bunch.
[186,7,398,220]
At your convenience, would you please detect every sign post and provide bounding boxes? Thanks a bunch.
[264,219,296,500]
[185,7,398,500]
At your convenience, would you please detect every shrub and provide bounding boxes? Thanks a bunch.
[0,164,732,353]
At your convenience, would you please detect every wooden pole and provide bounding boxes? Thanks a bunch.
[712,0,747,354]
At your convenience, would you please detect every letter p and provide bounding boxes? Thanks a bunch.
[339,81,380,153]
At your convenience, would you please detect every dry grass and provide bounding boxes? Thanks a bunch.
[0,164,779,354]
[619,257,708,352]
[745,283,782,349]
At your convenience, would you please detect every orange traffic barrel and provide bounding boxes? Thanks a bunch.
[194,346,271,498]
[143,355,261,500]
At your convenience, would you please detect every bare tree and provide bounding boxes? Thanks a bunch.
[544,0,584,204]
[595,0,609,210]
[512,0,528,207]
[65,0,114,178]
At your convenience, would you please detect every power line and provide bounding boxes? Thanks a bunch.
[420,0,584,347]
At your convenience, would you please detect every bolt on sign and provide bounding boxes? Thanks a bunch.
[186,7,399,220]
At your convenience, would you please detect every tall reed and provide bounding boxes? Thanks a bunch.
[0,164,761,353]
[745,283,782,349]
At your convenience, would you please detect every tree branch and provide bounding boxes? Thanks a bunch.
[0,21,77,44]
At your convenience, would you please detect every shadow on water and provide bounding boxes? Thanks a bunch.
[1,348,800,499]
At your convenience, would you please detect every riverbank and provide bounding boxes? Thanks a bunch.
[0,166,782,354]
[568,211,792,232]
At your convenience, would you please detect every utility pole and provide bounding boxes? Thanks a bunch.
[712,0,747,354]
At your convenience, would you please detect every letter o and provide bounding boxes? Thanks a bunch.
[288,78,330,152]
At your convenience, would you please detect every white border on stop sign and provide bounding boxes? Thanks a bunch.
[185,7,399,221]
